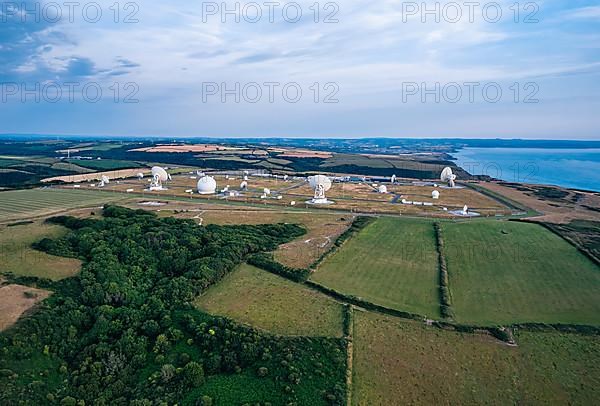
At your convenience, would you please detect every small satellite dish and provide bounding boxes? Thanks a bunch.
[432,190,440,199]
[240,181,248,190]
[462,204,468,215]
[378,185,387,193]
[101,175,110,184]
[137,172,144,179]
[440,167,456,188]
[391,174,396,183]
[263,188,271,195]
[307,175,333,204]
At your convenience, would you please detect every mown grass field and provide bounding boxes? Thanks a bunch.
[0,188,128,222]
[0,221,81,280]
[195,264,344,337]
[352,310,600,405]
[444,220,600,325]
[310,217,439,317]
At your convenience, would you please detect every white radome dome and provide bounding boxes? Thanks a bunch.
[308,175,332,192]
[151,166,169,182]
[197,176,217,194]
[432,190,440,199]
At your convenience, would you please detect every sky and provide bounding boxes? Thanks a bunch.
[0,0,599,139]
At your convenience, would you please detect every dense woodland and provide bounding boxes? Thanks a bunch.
[0,206,347,405]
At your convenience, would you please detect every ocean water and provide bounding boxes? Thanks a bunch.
[452,147,600,192]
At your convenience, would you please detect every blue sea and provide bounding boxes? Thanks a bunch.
[452,147,600,192]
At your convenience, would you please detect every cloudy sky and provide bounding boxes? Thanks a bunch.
[1,0,599,138]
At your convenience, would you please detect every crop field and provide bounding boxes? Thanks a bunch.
[0,221,81,280]
[195,264,344,336]
[0,188,128,222]
[444,220,600,325]
[352,310,600,405]
[310,217,440,317]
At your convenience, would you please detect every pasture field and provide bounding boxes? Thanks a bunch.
[0,188,128,222]
[352,310,600,405]
[310,217,439,317]
[0,221,81,280]
[444,220,600,325]
[195,264,344,337]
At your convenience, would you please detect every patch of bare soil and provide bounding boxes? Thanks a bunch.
[0,284,50,331]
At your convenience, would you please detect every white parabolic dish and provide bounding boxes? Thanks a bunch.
[308,175,332,191]
[307,175,333,204]
[440,167,454,182]
[151,166,169,182]
[197,176,217,194]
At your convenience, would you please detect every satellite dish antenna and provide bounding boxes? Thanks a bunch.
[101,175,110,184]
[462,205,468,215]
[440,167,457,188]
[391,174,396,184]
[307,175,333,204]
[149,166,169,190]
[263,188,271,195]
[240,181,248,190]
[137,172,144,179]
[432,190,440,199]
[378,185,387,193]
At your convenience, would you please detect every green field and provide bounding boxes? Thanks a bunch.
[0,188,128,222]
[444,220,600,325]
[310,217,439,317]
[352,310,600,405]
[0,221,81,280]
[196,264,344,337]
[66,158,142,170]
